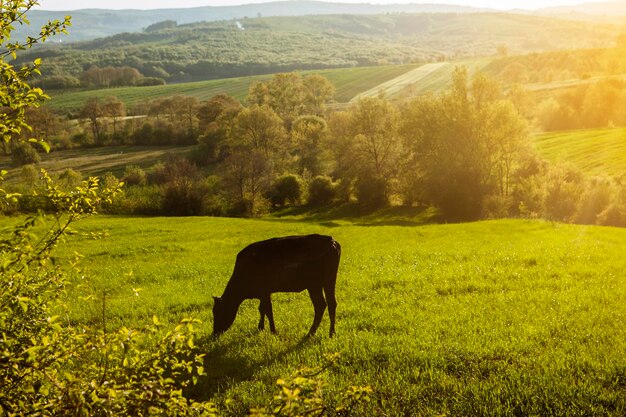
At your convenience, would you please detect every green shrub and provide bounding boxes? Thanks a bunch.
[355,175,388,208]
[58,168,83,190]
[105,184,163,215]
[308,175,336,206]
[123,164,147,186]
[162,178,204,216]
[20,163,39,185]
[11,141,40,166]
[597,203,626,227]
[269,174,303,207]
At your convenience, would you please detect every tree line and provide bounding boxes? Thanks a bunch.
[8,69,626,226]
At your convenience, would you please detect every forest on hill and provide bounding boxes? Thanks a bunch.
[20,1,490,42]
[23,12,620,86]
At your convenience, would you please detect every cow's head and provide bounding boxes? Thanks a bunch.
[212,296,237,336]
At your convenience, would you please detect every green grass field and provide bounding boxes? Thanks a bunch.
[37,215,626,415]
[47,64,421,113]
[533,126,626,176]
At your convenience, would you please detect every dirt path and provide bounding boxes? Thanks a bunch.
[349,62,450,102]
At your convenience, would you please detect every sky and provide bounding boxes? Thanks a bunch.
[34,0,613,12]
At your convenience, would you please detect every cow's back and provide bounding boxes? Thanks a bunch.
[229,234,339,295]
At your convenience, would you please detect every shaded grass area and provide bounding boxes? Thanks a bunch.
[30,215,626,415]
[47,64,420,113]
[534,126,626,176]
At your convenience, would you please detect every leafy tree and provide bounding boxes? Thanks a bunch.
[401,67,532,220]
[80,97,104,143]
[331,97,402,207]
[247,72,336,126]
[231,104,287,158]
[197,93,242,132]
[302,73,336,116]
[102,95,126,137]
[220,149,272,216]
[290,115,330,176]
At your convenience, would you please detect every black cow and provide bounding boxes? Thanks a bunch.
[212,234,341,337]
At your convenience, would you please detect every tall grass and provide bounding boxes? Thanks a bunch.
[38,215,626,415]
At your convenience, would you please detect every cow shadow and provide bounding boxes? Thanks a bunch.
[187,333,316,402]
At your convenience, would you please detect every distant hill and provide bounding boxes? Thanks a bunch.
[534,1,626,22]
[22,13,618,84]
[24,1,489,42]
[539,1,626,16]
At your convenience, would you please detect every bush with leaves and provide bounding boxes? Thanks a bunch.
[11,140,41,166]
[269,174,304,207]
[308,175,337,206]
[249,353,373,417]
[0,170,218,416]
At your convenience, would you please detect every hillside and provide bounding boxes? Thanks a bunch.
[25,1,489,42]
[539,1,626,17]
[25,13,618,84]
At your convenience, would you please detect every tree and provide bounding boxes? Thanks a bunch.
[303,73,336,116]
[331,97,402,207]
[197,93,242,132]
[291,115,329,176]
[220,148,272,216]
[102,95,126,137]
[80,97,104,143]
[231,104,287,158]
[25,106,60,142]
[401,67,532,220]
[247,72,336,126]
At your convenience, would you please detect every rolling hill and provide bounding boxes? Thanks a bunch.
[25,1,490,42]
[24,12,618,85]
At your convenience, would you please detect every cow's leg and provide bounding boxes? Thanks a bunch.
[307,287,327,337]
[323,283,337,337]
[257,298,266,331]
[266,294,276,334]
[258,294,276,333]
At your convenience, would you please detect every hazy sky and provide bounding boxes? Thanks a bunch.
[35,0,612,11]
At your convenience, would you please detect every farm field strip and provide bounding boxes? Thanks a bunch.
[349,62,449,101]
[533,126,626,176]
[0,145,194,180]
[37,215,626,415]
[47,64,421,112]
[351,58,493,102]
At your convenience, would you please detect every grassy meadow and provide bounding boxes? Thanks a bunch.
[33,214,626,415]
[533,126,626,176]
